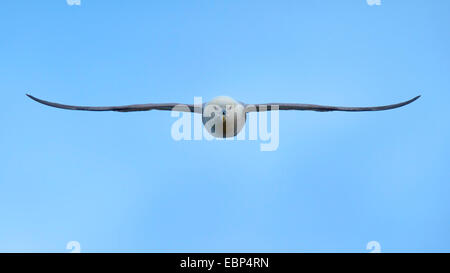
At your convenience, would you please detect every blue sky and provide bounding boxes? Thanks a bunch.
[0,0,449,252]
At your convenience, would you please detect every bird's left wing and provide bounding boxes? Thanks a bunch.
[245,96,420,112]
[26,94,196,113]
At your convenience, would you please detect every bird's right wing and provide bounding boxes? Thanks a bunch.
[26,94,196,113]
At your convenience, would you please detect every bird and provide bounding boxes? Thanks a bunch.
[26,94,420,138]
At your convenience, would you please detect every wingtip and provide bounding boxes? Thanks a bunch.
[26,94,39,102]
[411,95,421,103]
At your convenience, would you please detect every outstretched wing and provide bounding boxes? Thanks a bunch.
[26,94,195,113]
[245,96,420,112]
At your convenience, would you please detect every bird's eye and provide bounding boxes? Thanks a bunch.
[213,105,219,111]
[226,105,232,110]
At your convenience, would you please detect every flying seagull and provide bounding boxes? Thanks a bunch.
[27,94,420,138]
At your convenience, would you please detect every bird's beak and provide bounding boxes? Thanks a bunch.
[222,115,226,123]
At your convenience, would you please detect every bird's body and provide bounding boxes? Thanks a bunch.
[26,94,420,139]
[202,96,246,138]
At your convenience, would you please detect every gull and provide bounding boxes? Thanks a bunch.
[26,94,420,138]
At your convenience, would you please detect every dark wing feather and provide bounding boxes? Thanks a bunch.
[245,96,420,112]
[26,94,195,112]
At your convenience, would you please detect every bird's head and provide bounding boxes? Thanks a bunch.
[202,96,246,138]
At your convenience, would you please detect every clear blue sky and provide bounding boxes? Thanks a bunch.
[1,0,449,252]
